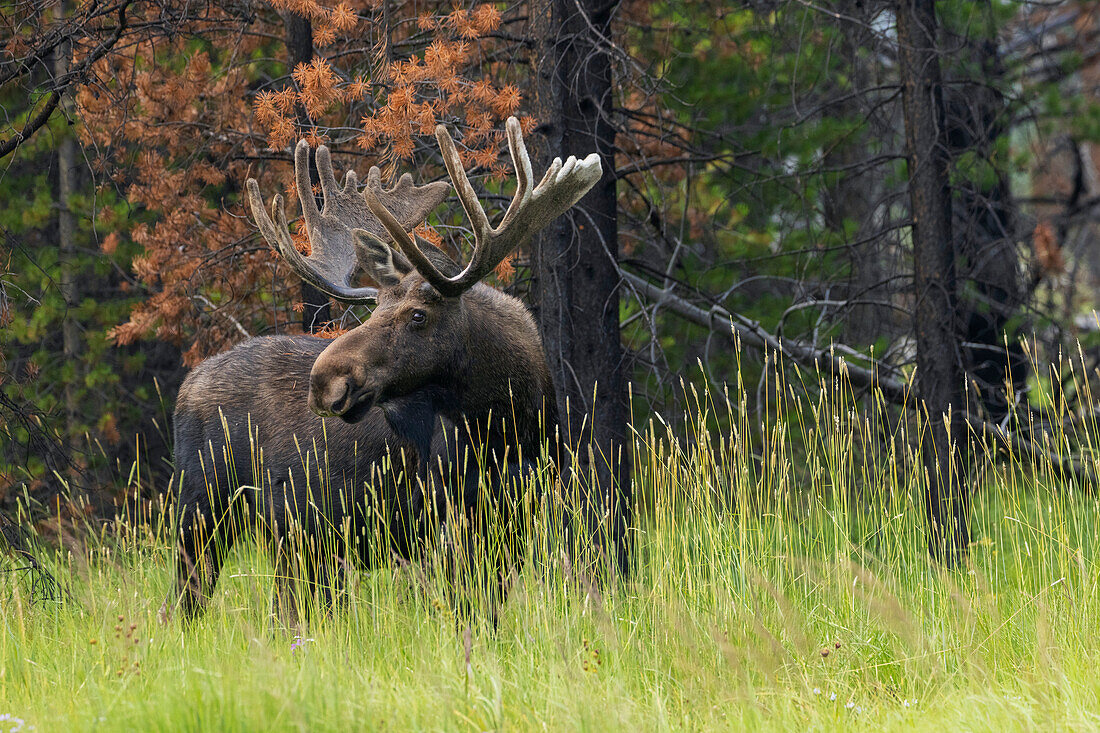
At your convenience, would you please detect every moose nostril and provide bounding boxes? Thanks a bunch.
[329,378,353,414]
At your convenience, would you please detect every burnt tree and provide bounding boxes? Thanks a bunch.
[896,0,969,562]
[529,0,631,578]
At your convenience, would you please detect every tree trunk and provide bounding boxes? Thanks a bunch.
[943,19,1025,424]
[896,0,969,563]
[283,11,331,333]
[823,7,888,346]
[55,0,82,486]
[529,0,631,578]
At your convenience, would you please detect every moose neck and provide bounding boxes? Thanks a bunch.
[443,284,556,454]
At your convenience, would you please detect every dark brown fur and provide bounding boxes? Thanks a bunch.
[171,116,598,622]
[166,265,557,621]
[311,273,555,457]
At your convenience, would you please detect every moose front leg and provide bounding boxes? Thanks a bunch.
[269,535,349,633]
[162,496,236,622]
[271,533,349,630]
[261,486,351,632]
[435,457,535,628]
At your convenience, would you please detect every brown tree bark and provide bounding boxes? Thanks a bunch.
[55,0,83,494]
[529,0,631,578]
[283,11,331,333]
[896,0,969,563]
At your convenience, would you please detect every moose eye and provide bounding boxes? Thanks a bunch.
[410,310,427,325]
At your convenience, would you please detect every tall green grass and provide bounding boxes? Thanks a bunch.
[3,350,1100,731]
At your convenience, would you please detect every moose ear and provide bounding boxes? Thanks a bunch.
[352,228,412,286]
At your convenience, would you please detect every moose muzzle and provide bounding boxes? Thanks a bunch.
[310,372,356,416]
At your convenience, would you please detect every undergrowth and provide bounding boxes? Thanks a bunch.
[2,353,1100,731]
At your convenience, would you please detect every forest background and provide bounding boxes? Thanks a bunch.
[2,0,1099,559]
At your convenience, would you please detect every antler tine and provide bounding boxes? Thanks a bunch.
[497,116,535,230]
[295,139,320,227]
[246,139,451,304]
[246,142,379,304]
[246,180,293,259]
[247,179,379,304]
[362,185,459,294]
[435,121,493,240]
[457,117,538,281]
[369,116,603,296]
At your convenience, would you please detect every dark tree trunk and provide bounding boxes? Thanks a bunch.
[529,0,631,578]
[283,12,331,333]
[822,6,886,346]
[55,0,84,498]
[896,0,969,563]
[943,20,1026,423]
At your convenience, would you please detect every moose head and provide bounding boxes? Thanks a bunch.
[247,118,601,432]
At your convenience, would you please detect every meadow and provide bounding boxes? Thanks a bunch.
[3,362,1099,732]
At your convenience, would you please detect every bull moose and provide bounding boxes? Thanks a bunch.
[163,118,601,622]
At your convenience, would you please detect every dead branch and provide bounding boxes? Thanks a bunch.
[623,268,1095,482]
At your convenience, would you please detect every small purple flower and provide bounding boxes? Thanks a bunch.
[0,713,28,732]
[290,636,315,654]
